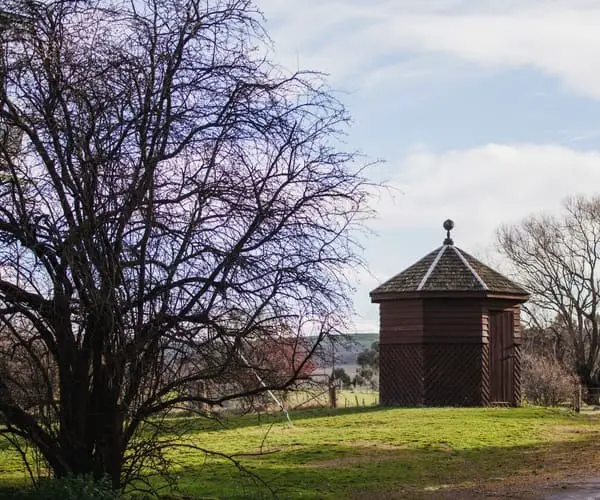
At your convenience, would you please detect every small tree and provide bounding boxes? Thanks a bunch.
[356,341,379,389]
[331,367,351,389]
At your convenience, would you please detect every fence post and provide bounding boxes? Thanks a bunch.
[329,384,337,409]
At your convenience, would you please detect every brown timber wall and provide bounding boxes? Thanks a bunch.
[377,298,523,407]
[483,302,522,333]
[509,303,523,404]
[379,300,423,344]
[379,300,424,405]
[422,299,483,342]
[420,299,487,405]
[483,301,522,406]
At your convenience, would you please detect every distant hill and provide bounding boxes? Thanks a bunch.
[345,333,378,351]
[310,333,379,373]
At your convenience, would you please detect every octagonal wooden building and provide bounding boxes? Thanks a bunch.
[370,221,529,407]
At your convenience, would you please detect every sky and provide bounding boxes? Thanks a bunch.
[256,0,600,333]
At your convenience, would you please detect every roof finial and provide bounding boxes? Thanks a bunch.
[443,219,454,245]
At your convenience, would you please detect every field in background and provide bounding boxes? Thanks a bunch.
[1,406,599,499]
[315,332,378,376]
[288,389,378,409]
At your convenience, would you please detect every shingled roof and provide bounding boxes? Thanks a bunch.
[370,237,529,299]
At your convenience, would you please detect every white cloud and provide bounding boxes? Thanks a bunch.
[258,0,600,98]
[375,143,600,251]
[254,1,600,331]
[350,142,600,332]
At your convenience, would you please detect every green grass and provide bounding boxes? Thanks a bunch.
[1,406,600,499]
[150,406,600,498]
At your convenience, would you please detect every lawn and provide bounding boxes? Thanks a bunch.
[1,406,599,499]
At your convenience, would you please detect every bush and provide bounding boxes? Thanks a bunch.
[1,475,119,500]
[332,368,352,389]
[522,352,577,406]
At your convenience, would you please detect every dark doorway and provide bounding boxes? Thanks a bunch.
[489,310,514,404]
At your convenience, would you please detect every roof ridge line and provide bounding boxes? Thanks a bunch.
[452,246,489,291]
[417,246,447,291]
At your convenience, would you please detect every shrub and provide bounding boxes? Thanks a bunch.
[332,368,352,389]
[522,352,577,406]
[2,475,118,500]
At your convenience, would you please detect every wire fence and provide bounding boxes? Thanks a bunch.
[288,388,379,410]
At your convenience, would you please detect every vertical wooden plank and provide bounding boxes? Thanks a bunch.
[490,309,516,404]
[502,311,507,402]
[489,311,499,402]
[503,311,510,402]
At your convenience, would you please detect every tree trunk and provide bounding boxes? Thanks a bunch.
[55,357,124,488]
[577,367,600,405]
[55,424,124,488]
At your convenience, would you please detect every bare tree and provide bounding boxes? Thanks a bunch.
[0,0,371,489]
[0,9,25,164]
[497,195,600,400]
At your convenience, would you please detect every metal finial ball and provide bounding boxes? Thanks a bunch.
[443,219,454,231]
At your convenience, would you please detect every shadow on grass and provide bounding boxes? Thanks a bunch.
[0,486,26,500]
[163,431,600,499]
[0,406,591,499]
[0,433,597,499]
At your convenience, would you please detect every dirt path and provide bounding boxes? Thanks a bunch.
[392,477,600,499]
[544,478,600,500]
[445,479,600,500]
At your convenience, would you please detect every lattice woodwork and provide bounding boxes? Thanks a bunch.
[424,344,484,406]
[376,296,526,407]
[513,344,522,406]
[379,345,424,405]
[480,342,490,405]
